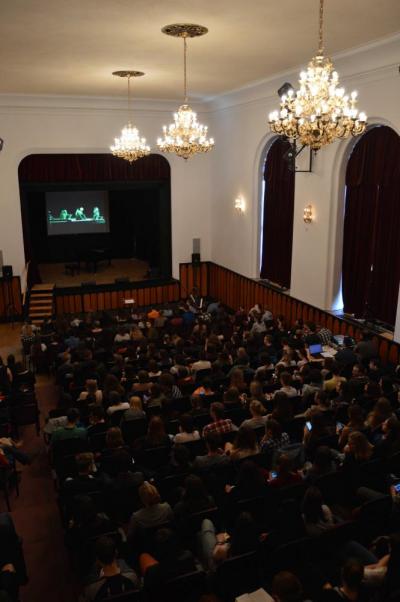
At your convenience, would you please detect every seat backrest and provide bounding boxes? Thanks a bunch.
[165,570,206,602]
[52,437,89,459]
[216,551,260,599]
[102,590,142,602]
[121,418,148,444]
[137,446,170,469]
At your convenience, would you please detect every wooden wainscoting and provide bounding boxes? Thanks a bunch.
[0,276,23,322]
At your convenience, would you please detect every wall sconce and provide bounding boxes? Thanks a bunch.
[234,196,246,214]
[303,204,313,223]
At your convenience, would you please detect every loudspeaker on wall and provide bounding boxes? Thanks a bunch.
[2,265,13,279]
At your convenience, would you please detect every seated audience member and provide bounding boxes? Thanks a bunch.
[303,412,334,456]
[128,481,173,534]
[193,432,230,472]
[173,414,200,444]
[335,337,357,368]
[225,426,259,461]
[225,460,267,501]
[301,486,334,536]
[199,512,260,569]
[377,416,400,457]
[77,379,103,405]
[51,408,87,445]
[146,384,166,410]
[131,370,153,395]
[121,396,146,422]
[343,431,375,466]
[269,392,294,423]
[365,397,394,441]
[191,351,212,375]
[302,369,323,400]
[87,406,108,439]
[140,416,171,450]
[260,419,290,453]
[338,405,365,449]
[241,400,267,429]
[321,558,367,602]
[100,428,131,477]
[174,474,215,518]
[348,364,369,397]
[140,528,196,595]
[193,378,214,397]
[304,446,337,483]
[269,453,303,489]
[304,390,333,420]
[223,386,243,409]
[202,402,236,438]
[102,374,125,407]
[323,365,347,393]
[271,571,305,602]
[277,372,298,398]
[228,368,247,392]
[61,452,102,498]
[105,391,130,417]
[83,535,139,601]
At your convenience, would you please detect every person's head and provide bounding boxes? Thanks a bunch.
[7,354,15,367]
[347,404,364,427]
[183,474,208,502]
[159,372,174,391]
[205,432,222,454]
[364,381,381,399]
[271,571,303,602]
[250,400,265,418]
[383,416,400,440]
[309,369,322,385]
[67,407,80,425]
[137,370,150,384]
[139,481,161,507]
[147,416,166,442]
[266,418,283,440]
[348,431,373,461]
[352,363,365,378]
[108,390,122,407]
[85,379,98,395]
[175,412,193,434]
[234,426,257,451]
[276,453,293,476]
[106,426,124,449]
[230,368,245,387]
[313,446,333,473]
[224,387,240,404]
[314,390,330,408]
[249,380,263,399]
[95,535,117,568]
[301,486,325,523]
[129,395,143,411]
[280,372,293,388]
[210,402,225,422]
[171,444,191,469]
[89,405,106,425]
[373,397,392,419]
[76,452,95,475]
[340,558,364,594]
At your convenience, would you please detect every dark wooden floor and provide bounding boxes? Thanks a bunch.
[39,257,149,287]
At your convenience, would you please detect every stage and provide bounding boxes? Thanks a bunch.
[38,257,150,288]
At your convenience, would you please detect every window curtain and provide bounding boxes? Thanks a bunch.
[260,137,295,288]
[342,126,400,325]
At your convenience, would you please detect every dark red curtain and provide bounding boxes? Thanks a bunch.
[260,137,295,288]
[18,153,170,182]
[342,126,400,325]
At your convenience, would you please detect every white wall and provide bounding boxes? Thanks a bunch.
[207,34,400,311]
[0,96,213,284]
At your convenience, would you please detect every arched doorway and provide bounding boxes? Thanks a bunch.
[342,126,400,325]
[260,137,295,288]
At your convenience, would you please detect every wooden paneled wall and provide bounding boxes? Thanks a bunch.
[55,282,180,314]
[179,262,400,366]
[0,277,23,321]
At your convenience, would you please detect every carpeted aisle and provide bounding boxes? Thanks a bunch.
[3,373,79,601]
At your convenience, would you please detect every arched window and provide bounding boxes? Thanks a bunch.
[260,137,295,288]
[342,126,400,325]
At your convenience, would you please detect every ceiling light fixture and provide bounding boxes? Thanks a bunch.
[269,0,367,151]
[110,70,150,163]
[157,23,214,160]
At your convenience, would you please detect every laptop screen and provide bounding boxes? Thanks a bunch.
[309,343,323,355]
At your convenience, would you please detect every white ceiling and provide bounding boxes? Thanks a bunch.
[0,0,399,100]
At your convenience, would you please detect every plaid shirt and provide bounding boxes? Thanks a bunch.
[203,418,235,437]
[261,432,290,453]
[318,328,332,346]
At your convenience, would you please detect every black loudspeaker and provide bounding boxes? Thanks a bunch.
[81,281,96,287]
[2,265,13,279]
[192,253,201,265]
[115,277,130,284]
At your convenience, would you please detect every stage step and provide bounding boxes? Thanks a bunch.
[29,283,55,326]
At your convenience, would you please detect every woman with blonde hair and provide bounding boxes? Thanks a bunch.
[128,481,173,534]
[344,431,374,463]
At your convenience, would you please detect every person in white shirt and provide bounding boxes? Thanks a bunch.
[191,352,212,374]
[174,414,200,443]
[106,391,130,416]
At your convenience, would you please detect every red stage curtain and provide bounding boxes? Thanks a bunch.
[19,153,170,182]
[342,126,400,325]
[260,137,295,288]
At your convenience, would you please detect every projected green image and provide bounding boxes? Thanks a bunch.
[48,206,105,224]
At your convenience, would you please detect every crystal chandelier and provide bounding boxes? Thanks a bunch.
[110,71,150,163]
[157,24,214,160]
[269,0,367,151]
